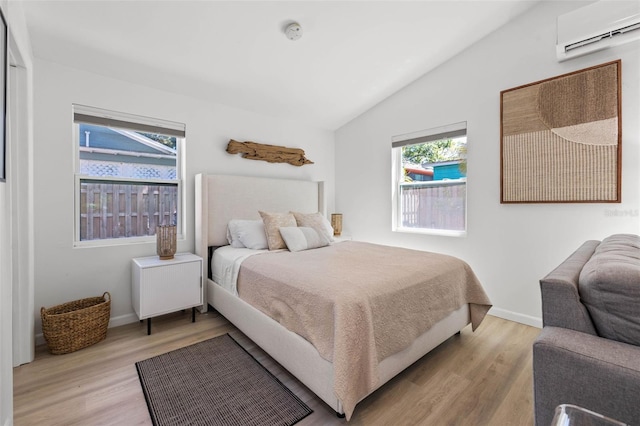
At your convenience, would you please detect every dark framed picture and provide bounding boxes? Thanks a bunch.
[0,8,6,182]
[500,60,621,203]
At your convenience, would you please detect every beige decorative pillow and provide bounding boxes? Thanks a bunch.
[259,211,297,250]
[291,212,334,242]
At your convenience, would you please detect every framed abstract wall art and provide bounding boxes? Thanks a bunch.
[500,60,621,203]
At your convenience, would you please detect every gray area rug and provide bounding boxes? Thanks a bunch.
[136,334,313,426]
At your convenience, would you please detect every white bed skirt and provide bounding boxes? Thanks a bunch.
[208,278,470,415]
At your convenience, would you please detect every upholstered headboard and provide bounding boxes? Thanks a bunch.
[194,174,326,304]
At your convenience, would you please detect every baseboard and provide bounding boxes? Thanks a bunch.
[35,313,140,347]
[109,312,139,328]
[489,307,542,329]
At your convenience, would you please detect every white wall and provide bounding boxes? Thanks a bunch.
[32,58,335,334]
[335,1,640,326]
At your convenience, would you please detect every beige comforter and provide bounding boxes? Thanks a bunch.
[237,241,491,420]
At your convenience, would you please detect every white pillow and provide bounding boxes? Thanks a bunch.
[227,220,268,249]
[291,212,335,242]
[226,222,245,248]
[279,227,330,252]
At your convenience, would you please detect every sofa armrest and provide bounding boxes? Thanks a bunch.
[533,327,640,426]
[540,240,599,335]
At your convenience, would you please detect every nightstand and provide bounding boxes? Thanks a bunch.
[132,253,203,335]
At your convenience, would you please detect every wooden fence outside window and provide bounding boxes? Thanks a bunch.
[79,182,178,241]
[400,181,466,231]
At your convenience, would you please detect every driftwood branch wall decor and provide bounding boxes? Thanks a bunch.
[226,139,314,167]
[500,60,621,203]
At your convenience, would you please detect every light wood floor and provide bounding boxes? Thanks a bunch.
[13,311,540,425]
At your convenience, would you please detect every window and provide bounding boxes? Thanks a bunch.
[73,105,185,244]
[392,122,467,236]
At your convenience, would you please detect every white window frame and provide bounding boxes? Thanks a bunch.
[391,121,467,237]
[72,105,186,247]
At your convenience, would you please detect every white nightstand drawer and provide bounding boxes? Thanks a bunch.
[132,253,203,332]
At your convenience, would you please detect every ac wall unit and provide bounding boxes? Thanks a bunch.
[557,0,640,62]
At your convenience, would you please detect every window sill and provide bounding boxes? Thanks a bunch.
[393,227,467,238]
[73,235,185,249]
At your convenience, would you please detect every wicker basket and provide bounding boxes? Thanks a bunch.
[41,292,111,354]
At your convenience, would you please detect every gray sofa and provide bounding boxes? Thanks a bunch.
[533,234,640,426]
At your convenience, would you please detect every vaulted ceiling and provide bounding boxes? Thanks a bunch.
[21,1,539,130]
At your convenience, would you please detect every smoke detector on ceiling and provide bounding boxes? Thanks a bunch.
[285,22,303,41]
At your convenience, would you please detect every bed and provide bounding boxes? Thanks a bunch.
[194,173,491,420]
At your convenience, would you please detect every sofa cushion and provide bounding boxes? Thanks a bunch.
[579,234,640,345]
